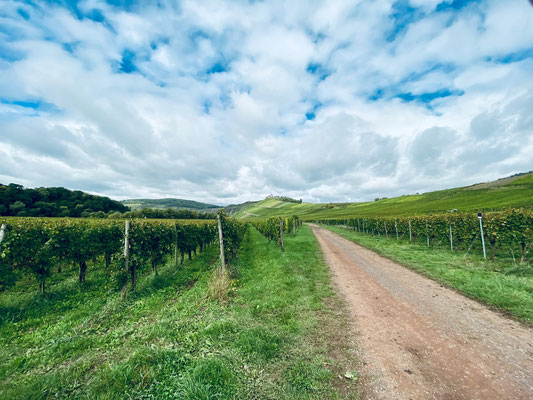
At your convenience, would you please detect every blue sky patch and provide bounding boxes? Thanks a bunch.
[119,50,137,73]
[1,98,61,114]
[104,0,138,12]
[369,88,385,101]
[85,8,105,23]
[62,41,80,54]
[206,61,228,74]
[368,62,459,102]
[304,101,323,121]
[487,49,533,64]
[386,0,424,42]
[17,8,31,20]
[436,0,481,12]
[307,62,330,81]
[396,89,464,103]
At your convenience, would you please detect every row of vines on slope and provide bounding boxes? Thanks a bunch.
[218,211,247,263]
[317,209,533,261]
[252,216,302,251]
[0,214,246,293]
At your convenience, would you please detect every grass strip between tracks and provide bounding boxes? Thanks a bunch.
[0,225,358,399]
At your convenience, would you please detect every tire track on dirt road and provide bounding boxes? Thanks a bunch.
[310,224,533,400]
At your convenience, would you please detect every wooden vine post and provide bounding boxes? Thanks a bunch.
[174,223,179,266]
[121,220,130,299]
[217,212,226,272]
[280,219,285,252]
[426,220,430,247]
[293,218,296,236]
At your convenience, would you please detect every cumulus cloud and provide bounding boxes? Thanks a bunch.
[0,0,532,204]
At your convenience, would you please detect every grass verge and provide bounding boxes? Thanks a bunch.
[320,225,533,325]
[0,225,359,399]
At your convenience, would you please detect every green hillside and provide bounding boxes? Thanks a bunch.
[233,172,533,220]
[0,183,128,217]
[122,198,220,211]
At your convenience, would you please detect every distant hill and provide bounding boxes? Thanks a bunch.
[122,198,220,211]
[224,197,301,217]
[224,200,260,216]
[233,171,533,220]
[0,183,128,217]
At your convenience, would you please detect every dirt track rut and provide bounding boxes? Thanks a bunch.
[310,224,533,400]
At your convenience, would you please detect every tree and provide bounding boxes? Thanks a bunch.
[9,201,26,214]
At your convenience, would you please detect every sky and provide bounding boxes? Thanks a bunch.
[0,0,532,205]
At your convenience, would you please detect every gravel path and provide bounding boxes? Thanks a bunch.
[310,224,533,400]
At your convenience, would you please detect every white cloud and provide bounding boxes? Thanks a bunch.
[0,0,532,204]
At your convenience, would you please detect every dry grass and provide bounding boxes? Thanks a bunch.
[207,266,232,301]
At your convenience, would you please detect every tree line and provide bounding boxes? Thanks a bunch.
[0,183,217,220]
[0,183,128,217]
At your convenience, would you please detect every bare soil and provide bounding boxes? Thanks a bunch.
[310,224,533,400]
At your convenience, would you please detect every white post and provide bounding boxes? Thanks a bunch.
[123,221,130,265]
[217,212,226,271]
[449,224,453,252]
[395,221,399,240]
[0,224,6,243]
[409,220,412,242]
[478,213,487,259]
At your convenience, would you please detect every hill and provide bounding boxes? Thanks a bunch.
[224,200,260,217]
[0,183,128,217]
[233,171,533,220]
[122,198,220,211]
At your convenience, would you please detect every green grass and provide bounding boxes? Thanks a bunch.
[234,172,533,220]
[321,225,533,325]
[0,225,359,399]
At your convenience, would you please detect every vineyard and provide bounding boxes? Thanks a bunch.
[0,213,245,294]
[317,208,533,261]
[252,216,302,251]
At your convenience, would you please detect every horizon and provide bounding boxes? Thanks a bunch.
[4,168,532,207]
[1,1,532,204]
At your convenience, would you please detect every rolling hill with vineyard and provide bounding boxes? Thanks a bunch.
[230,171,533,220]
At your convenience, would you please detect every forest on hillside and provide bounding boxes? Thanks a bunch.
[0,183,128,217]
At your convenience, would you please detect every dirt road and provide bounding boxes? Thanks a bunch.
[309,224,533,400]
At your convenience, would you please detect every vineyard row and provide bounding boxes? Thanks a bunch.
[316,209,533,261]
[252,216,302,251]
[0,212,246,294]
